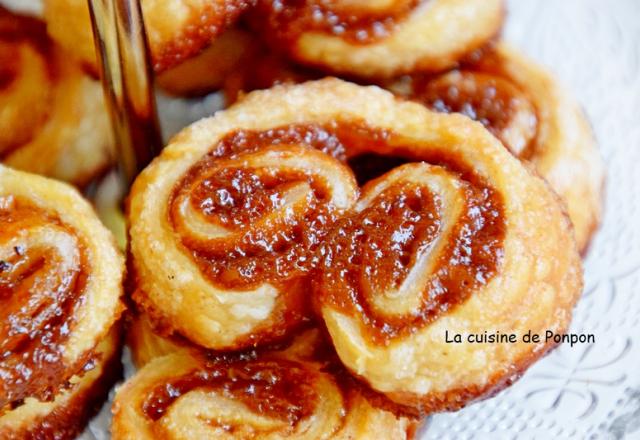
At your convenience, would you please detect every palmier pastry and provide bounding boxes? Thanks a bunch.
[0,7,113,186]
[128,89,359,350]
[251,0,504,78]
[44,0,254,73]
[157,28,253,97]
[227,79,591,414]
[0,165,124,411]
[387,43,604,252]
[0,328,121,440]
[130,79,581,415]
[113,328,418,439]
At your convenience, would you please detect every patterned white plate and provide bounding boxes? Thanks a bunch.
[3,0,638,438]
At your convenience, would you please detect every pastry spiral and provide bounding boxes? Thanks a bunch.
[128,102,359,350]
[44,0,254,74]
[0,165,124,410]
[388,43,605,252]
[251,0,504,78]
[0,328,121,440]
[113,328,418,439]
[0,7,113,186]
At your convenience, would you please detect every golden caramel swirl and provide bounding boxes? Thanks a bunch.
[0,165,123,410]
[388,43,605,252]
[251,0,504,77]
[0,327,121,440]
[402,70,537,156]
[114,329,417,439]
[129,129,357,350]
[255,0,422,45]
[317,162,505,344]
[0,197,89,406]
[0,7,113,186]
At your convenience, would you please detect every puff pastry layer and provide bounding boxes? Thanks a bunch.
[128,85,359,349]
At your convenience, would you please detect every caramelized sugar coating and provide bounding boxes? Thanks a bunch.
[114,328,418,439]
[44,0,254,74]
[389,43,605,253]
[0,165,124,410]
[251,0,504,77]
[0,328,121,440]
[0,7,113,186]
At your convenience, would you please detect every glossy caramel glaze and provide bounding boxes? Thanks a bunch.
[405,70,537,157]
[0,328,122,440]
[317,166,504,344]
[386,43,604,253]
[113,327,419,439]
[168,123,371,292]
[0,196,90,408]
[142,356,317,423]
[132,122,359,349]
[172,167,333,287]
[254,0,422,45]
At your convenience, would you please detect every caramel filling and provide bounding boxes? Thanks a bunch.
[255,0,423,44]
[318,168,504,343]
[0,196,89,407]
[404,70,538,157]
[143,357,319,426]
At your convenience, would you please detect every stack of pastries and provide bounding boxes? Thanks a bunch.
[0,0,604,438]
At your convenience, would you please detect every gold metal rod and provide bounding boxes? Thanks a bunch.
[88,0,162,190]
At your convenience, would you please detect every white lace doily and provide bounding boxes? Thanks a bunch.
[2,0,638,438]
